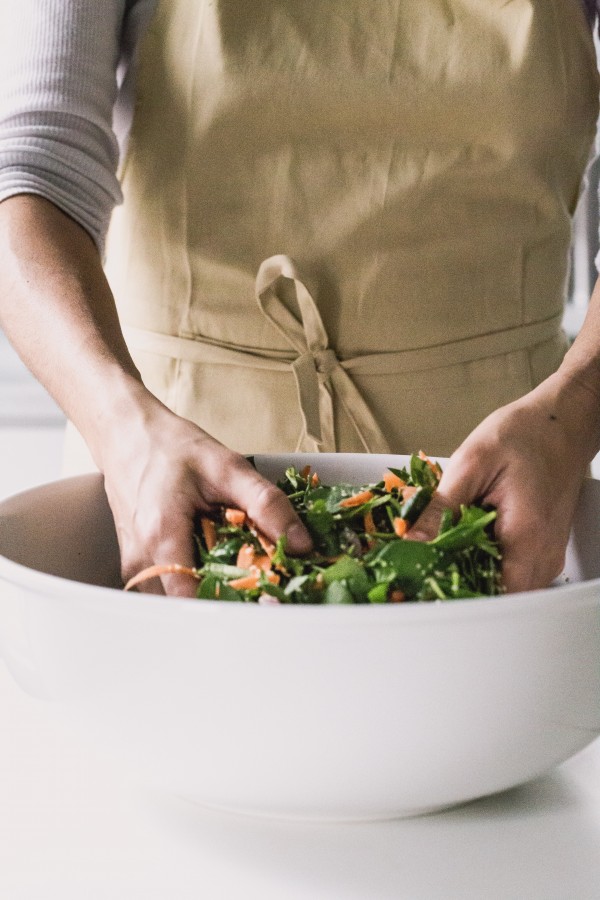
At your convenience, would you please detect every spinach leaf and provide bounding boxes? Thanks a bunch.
[324,580,354,604]
[410,455,439,490]
[197,573,242,602]
[370,539,443,597]
[431,506,498,553]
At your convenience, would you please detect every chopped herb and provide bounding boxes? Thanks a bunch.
[126,453,503,603]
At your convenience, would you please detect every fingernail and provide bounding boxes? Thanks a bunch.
[286,522,312,554]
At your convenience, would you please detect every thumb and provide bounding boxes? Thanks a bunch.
[223,458,313,555]
[407,490,458,542]
[407,456,483,542]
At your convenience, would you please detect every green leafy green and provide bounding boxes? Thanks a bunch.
[189,453,503,604]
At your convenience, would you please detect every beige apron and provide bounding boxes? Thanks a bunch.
[67,0,600,469]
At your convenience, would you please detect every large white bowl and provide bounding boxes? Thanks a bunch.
[0,454,599,821]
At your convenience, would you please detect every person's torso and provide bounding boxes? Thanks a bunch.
[101,0,599,456]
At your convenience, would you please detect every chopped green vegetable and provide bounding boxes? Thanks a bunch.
[127,453,503,603]
[187,453,503,604]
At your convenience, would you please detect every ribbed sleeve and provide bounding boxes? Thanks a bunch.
[0,0,128,253]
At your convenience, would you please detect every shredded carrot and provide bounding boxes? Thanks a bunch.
[393,517,408,538]
[228,568,280,591]
[311,472,320,487]
[227,573,260,591]
[300,464,311,478]
[389,589,406,603]
[257,532,276,558]
[339,489,374,508]
[364,509,376,534]
[418,450,443,480]
[225,508,246,526]
[383,471,406,493]
[246,519,276,559]
[124,563,199,592]
[236,543,273,573]
[200,517,217,551]
[236,543,256,568]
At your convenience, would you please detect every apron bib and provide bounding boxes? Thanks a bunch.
[87,0,599,463]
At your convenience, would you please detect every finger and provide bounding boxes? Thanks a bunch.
[497,538,561,593]
[218,457,313,554]
[408,452,484,542]
[494,509,567,593]
[143,508,199,596]
[407,490,454,542]
[120,511,199,598]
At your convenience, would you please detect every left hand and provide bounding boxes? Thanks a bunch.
[409,372,600,592]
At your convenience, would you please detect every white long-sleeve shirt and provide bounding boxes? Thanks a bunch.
[0,0,597,254]
[0,0,155,252]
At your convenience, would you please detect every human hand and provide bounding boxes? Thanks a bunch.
[409,374,600,592]
[97,391,313,596]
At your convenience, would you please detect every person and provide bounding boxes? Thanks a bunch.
[1,0,600,596]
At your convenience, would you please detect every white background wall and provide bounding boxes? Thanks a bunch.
[0,331,65,498]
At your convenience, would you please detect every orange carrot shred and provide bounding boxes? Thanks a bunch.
[253,554,272,572]
[257,532,276,559]
[228,568,280,591]
[225,508,246,526]
[311,472,320,487]
[300,464,311,478]
[389,589,406,603]
[393,517,408,538]
[236,543,273,573]
[227,574,259,591]
[246,518,276,559]
[236,543,256,568]
[418,450,443,479]
[200,517,217,551]
[339,489,374,508]
[124,563,199,592]
[383,471,406,493]
[364,509,376,534]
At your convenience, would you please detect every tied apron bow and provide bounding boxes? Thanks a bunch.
[255,255,390,453]
[121,256,564,456]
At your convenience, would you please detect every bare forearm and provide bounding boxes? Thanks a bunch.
[559,275,600,400]
[0,195,144,461]
[551,274,600,462]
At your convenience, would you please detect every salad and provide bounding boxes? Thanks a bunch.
[126,452,503,603]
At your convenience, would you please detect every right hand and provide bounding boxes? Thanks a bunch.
[96,390,313,596]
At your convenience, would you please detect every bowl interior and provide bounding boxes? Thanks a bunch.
[1,453,600,590]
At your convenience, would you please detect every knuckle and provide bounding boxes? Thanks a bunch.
[119,550,145,584]
[200,450,247,505]
[248,479,284,519]
[549,548,566,579]
[134,507,172,547]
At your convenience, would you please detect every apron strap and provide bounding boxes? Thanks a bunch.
[122,265,564,456]
[255,255,391,453]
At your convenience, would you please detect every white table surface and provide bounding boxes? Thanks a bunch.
[1,427,600,900]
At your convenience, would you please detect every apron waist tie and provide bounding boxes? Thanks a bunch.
[255,255,390,453]
[122,255,564,455]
